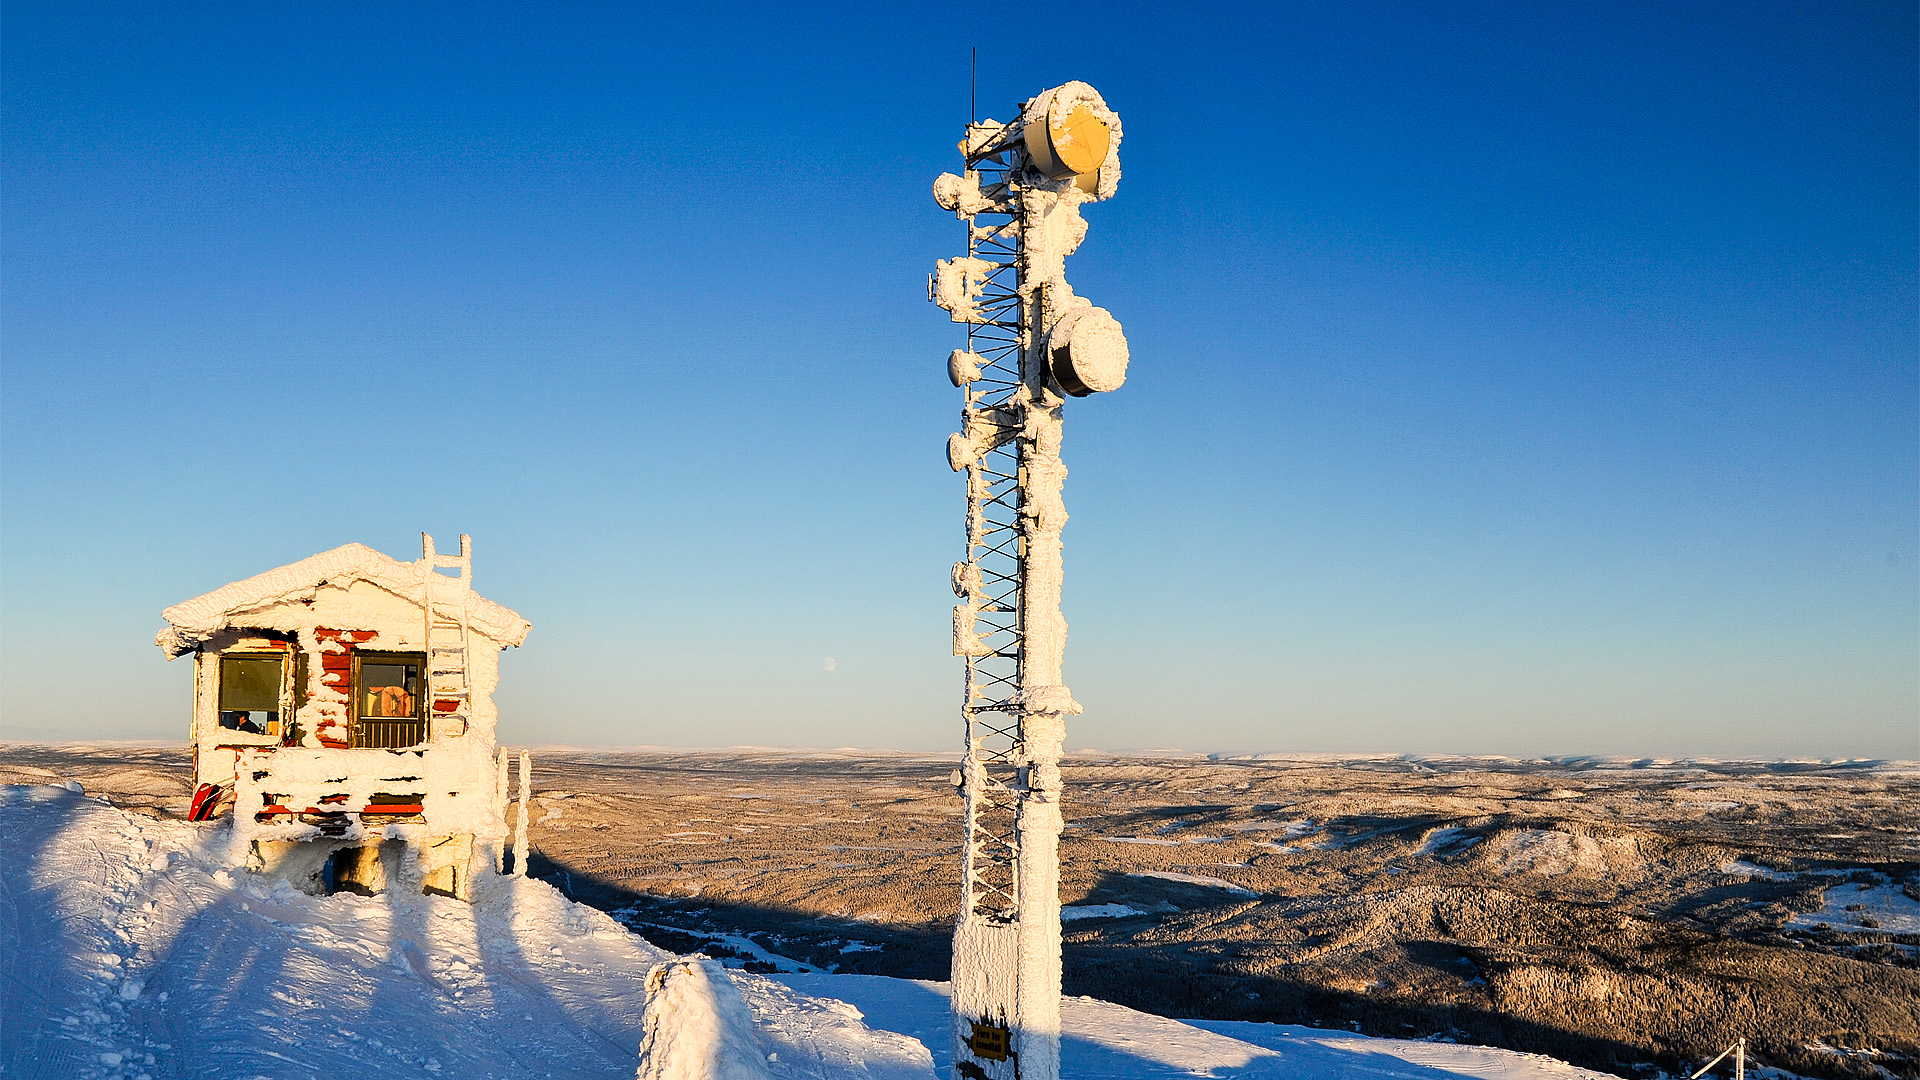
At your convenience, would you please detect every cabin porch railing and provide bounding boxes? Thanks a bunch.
[351,718,427,749]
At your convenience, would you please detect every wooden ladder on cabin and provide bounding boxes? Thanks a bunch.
[422,533,474,738]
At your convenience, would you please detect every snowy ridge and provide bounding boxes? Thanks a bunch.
[4,783,1632,1080]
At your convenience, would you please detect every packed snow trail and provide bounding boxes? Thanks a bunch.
[3,784,1623,1080]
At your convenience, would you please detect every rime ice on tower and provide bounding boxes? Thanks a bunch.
[930,82,1130,1080]
[154,534,532,900]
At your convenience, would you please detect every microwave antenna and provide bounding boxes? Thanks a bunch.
[929,81,1130,1080]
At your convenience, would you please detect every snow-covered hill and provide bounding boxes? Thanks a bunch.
[2,783,1622,1080]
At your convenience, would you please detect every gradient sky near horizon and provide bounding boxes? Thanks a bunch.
[3,1,1914,757]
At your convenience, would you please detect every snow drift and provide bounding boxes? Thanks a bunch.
[635,959,773,1080]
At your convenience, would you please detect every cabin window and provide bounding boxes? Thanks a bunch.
[352,652,426,748]
[218,655,284,736]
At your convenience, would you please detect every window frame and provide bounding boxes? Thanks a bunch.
[215,650,289,742]
[349,650,428,749]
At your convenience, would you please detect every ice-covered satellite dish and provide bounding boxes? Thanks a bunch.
[1046,306,1129,396]
[1023,84,1112,181]
[947,348,984,386]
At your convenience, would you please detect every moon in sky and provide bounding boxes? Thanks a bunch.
[822,657,837,671]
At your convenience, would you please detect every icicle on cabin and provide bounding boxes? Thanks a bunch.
[154,534,531,900]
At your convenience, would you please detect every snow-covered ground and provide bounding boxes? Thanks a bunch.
[1787,879,1920,935]
[0,784,924,1080]
[1720,859,1920,933]
[3,782,1626,1080]
[769,975,1617,1080]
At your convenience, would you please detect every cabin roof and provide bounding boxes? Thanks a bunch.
[156,542,531,657]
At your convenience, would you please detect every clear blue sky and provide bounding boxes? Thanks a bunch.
[3,1,1914,757]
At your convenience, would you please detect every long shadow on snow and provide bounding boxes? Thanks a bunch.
[119,832,640,1079]
[131,874,316,1079]
[0,784,308,1080]
[1,786,116,1079]
[464,862,657,1077]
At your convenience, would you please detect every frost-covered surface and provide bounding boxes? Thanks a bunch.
[1024,81,1123,200]
[1044,305,1128,393]
[930,257,996,324]
[159,541,525,851]
[931,172,1004,218]
[155,542,529,656]
[937,81,1133,1080]
[945,348,983,386]
[635,959,774,1080]
[231,746,506,848]
[149,534,529,868]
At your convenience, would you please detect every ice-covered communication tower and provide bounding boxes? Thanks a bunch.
[930,81,1129,1080]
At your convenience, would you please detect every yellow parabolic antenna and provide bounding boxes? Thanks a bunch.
[1023,90,1111,180]
[1051,103,1110,174]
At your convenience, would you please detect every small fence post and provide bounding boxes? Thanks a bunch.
[513,751,531,878]
[495,750,510,874]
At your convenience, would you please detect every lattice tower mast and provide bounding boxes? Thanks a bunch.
[930,82,1131,1080]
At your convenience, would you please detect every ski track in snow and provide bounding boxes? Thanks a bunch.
[5,784,1625,1080]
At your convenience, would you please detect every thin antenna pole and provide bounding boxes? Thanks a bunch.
[971,47,977,123]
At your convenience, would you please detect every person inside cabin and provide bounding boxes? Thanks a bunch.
[219,710,268,734]
[218,654,282,735]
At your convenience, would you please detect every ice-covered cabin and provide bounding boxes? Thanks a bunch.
[154,534,530,900]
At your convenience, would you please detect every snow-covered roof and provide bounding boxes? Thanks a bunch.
[155,542,531,657]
